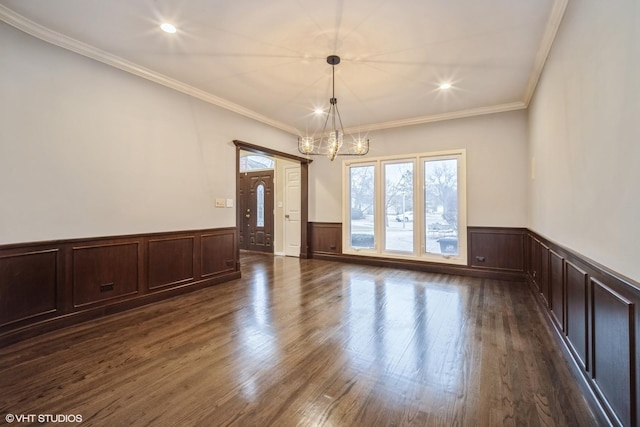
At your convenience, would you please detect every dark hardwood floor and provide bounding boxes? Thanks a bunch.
[0,253,598,426]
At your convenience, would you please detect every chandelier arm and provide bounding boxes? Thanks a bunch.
[334,103,345,135]
[320,105,332,149]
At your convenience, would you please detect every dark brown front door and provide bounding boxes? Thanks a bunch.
[239,171,274,252]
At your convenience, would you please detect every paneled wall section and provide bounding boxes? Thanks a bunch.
[0,228,238,347]
[528,231,640,427]
[307,223,527,280]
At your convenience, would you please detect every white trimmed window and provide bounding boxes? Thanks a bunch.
[342,150,467,265]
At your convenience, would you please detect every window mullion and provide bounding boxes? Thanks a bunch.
[415,158,422,256]
[375,160,383,254]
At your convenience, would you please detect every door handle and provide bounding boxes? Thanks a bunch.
[285,214,290,219]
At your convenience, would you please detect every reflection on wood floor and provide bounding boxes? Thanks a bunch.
[0,253,597,426]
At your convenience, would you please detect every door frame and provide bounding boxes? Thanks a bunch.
[233,140,312,263]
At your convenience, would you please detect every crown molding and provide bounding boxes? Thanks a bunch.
[343,102,527,134]
[1,1,565,135]
[0,5,299,136]
[523,0,568,106]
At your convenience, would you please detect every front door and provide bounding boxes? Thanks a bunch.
[239,171,274,252]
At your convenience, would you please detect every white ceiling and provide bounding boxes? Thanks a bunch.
[0,0,566,136]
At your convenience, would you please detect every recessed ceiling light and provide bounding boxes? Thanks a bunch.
[439,83,452,90]
[314,108,324,115]
[160,23,177,34]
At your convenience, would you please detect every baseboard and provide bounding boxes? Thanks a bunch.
[312,252,526,281]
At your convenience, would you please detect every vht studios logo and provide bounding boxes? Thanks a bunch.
[5,413,83,423]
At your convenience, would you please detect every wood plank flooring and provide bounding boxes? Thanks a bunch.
[0,253,598,426]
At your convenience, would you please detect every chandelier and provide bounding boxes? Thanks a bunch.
[298,55,369,161]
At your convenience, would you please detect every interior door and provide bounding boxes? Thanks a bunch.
[239,171,274,252]
[284,165,301,257]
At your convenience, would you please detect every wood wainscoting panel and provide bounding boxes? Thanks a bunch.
[0,228,239,347]
[549,250,565,332]
[565,260,589,370]
[468,227,525,271]
[528,230,640,426]
[310,224,526,280]
[201,230,236,277]
[539,242,550,307]
[529,236,540,289]
[591,278,635,427]
[148,236,195,290]
[72,242,140,307]
[309,222,342,255]
[0,249,59,328]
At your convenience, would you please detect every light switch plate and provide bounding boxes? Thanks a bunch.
[226,199,234,208]
[215,198,225,207]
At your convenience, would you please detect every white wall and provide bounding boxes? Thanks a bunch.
[309,110,529,227]
[0,22,295,244]
[528,0,640,281]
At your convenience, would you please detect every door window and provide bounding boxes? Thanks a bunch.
[257,184,265,227]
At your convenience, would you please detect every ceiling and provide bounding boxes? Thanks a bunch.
[0,0,566,136]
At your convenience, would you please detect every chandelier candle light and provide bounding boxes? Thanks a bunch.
[298,55,369,161]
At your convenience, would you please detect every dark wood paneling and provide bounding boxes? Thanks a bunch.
[202,231,236,277]
[565,260,589,370]
[468,228,525,271]
[539,242,550,306]
[528,230,640,427]
[300,162,309,258]
[529,236,540,286]
[309,222,342,254]
[148,237,195,290]
[592,278,635,427]
[0,249,59,327]
[549,250,565,331]
[0,228,239,347]
[309,224,526,281]
[72,242,140,307]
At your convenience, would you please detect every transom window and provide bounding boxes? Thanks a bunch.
[343,150,467,265]
[239,154,275,172]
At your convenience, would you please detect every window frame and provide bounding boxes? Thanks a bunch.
[343,161,379,255]
[342,149,467,265]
